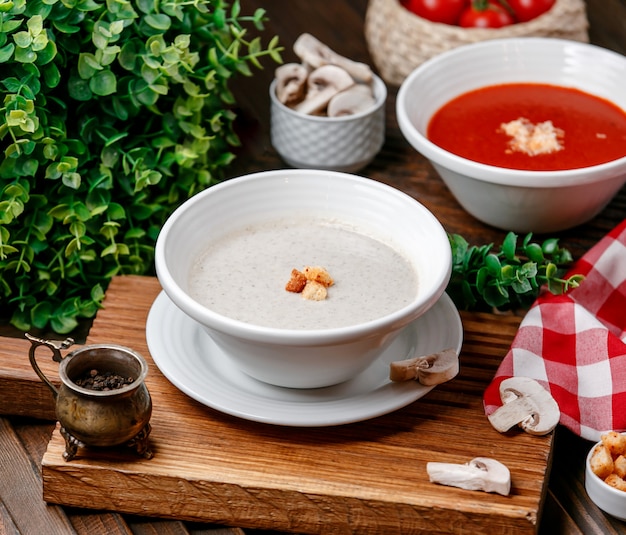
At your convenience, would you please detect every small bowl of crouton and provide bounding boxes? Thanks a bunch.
[270,33,387,173]
[585,431,626,521]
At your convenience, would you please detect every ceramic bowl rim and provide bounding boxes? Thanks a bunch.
[396,37,626,188]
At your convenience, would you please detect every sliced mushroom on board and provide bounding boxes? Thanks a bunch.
[488,376,560,436]
[427,457,511,496]
[389,348,459,385]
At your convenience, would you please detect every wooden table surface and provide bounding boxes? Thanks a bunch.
[2,1,626,533]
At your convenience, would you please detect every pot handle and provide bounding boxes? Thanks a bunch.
[25,333,75,398]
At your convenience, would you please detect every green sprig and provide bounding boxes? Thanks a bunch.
[447,232,585,311]
[0,0,283,333]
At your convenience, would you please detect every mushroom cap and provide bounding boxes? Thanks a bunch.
[327,83,376,117]
[469,457,512,496]
[294,65,355,115]
[274,63,308,106]
[388,347,459,384]
[307,65,355,93]
[293,32,373,83]
[417,347,459,386]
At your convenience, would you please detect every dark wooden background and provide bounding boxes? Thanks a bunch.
[2,1,626,533]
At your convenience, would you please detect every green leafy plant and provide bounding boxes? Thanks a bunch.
[0,0,282,333]
[447,232,585,311]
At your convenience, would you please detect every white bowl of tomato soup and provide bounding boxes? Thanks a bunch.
[155,169,452,389]
[396,37,626,233]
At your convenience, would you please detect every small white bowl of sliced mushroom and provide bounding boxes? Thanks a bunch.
[270,33,387,173]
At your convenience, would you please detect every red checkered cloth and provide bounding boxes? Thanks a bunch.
[484,219,626,442]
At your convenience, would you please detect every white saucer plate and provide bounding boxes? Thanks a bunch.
[146,291,463,427]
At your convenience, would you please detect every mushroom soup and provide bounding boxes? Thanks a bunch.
[188,218,418,329]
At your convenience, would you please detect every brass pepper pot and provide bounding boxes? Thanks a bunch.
[26,333,153,461]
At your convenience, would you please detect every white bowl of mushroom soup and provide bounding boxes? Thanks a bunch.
[155,169,451,388]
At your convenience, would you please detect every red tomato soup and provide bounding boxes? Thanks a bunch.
[427,83,626,171]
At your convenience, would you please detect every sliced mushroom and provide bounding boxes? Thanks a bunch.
[327,83,376,117]
[294,65,355,116]
[274,63,309,106]
[293,33,373,83]
[389,348,459,386]
[427,457,511,496]
[488,376,560,436]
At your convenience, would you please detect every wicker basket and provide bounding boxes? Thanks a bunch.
[365,0,589,86]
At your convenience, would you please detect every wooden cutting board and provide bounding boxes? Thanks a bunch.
[1,275,551,534]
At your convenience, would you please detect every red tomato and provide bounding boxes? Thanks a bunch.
[402,0,468,25]
[506,0,555,22]
[459,1,515,28]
